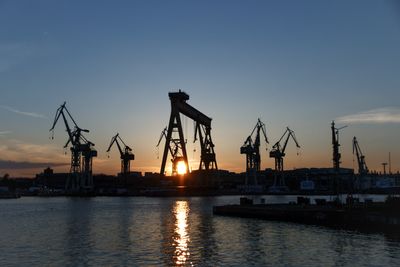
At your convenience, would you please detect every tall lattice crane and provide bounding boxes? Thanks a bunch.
[331,121,347,171]
[269,127,300,190]
[50,102,97,192]
[240,119,269,185]
[353,136,368,175]
[270,127,300,172]
[107,133,135,176]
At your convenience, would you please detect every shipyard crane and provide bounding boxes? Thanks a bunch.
[352,136,368,175]
[49,102,97,192]
[331,121,347,171]
[107,133,135,176]
[269,127,300,191]
[269,127,300,172]
[159,90,217,176]
[240,119,269,185]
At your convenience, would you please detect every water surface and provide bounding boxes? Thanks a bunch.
[0,196,399,266]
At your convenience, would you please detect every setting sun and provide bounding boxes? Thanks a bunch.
[176,161,187,175]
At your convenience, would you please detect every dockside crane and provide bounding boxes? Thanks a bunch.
[331,121,347,171]
[240,119,269,185]
[107,133,135,176]
[269,127,300,190]
[159,90,217,176]
[352,136,368,175]
[50,102,97,192]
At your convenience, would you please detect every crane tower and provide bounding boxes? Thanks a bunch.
[50,102,97,192]
[352,136,368,175]
[240,119,268,185]
[107,133,135,176]
[269,127,300,191]
[331,121,347,171]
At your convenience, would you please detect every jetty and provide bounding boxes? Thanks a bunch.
[213,196,400,234]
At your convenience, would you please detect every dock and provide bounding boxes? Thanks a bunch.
[213,197,400,234]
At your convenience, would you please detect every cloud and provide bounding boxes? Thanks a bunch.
[0,139,70,176]
[0,131,12,136]
[0,139,68,163]
[0,105,46,119]
[0,160,69,169]
[336,107,400,124]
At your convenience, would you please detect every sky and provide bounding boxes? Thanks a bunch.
[1,0,400,177]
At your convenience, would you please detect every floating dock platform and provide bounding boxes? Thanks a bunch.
[213,197,400,234]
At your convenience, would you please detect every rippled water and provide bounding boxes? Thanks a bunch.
[1,196,399,266]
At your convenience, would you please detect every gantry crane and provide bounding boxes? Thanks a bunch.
[159,90,217,176]
[50,102,97,192]
[269,127,300,190]
[352,136,368,175]
[240,119,269,185]
[107,133,135,176]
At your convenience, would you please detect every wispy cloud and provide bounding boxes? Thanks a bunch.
[0,105,46,119]
[0,139,69,176]
[0,139,68,164]
[336,107,400,124]
[0,131,12,136]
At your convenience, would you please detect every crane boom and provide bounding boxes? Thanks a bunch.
[107,133,123,155]
[157,127,168,147]
[50,102,74,143]
[282,127,300,153]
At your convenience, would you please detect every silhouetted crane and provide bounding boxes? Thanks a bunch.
[352,136,368,175]
[50,102,97,192]
[107,133,135,176]
[159,90,217,175]
[269,127,300,191]
[331,121,347,171]
[269,127,300,172]
[240,119,269,185]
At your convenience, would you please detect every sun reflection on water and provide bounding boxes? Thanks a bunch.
[173,200,192,266]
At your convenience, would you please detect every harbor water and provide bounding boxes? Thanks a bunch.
[1,195,399,266]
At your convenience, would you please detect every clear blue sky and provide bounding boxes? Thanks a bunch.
[1,0,400,177]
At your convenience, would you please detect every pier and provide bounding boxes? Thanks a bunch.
[213,196,400,234]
